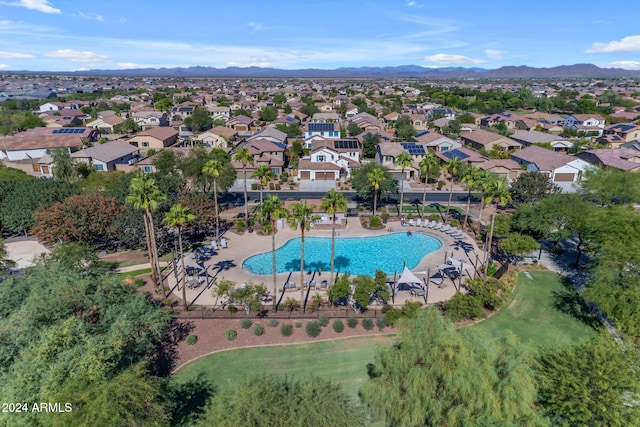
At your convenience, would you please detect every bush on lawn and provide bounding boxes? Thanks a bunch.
[347,315,358,328]
[253,324,264,336]
[268,319,278,328]
[333,319,345,333]
[318,314,329,327]
[362,317,374,331]
[376,317,386,331]
[306,321,322,338]
[280,324,293,336]
[186,334,198,345]
[225,329,237,341]
[241,318,253,329]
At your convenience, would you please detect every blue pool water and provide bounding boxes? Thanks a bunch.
[242,233,442,276]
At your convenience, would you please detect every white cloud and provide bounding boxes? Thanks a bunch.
[586,35,640,53]
[425,53,485,65]
[44,49,107,63]
[608,60,640,70]
[406,1,423,7]
[0,50,34,58]
[75,12,104,22]
[485,49,505,59]
[0,63,9,68]
[247,22,268,32]
[116,62,154,69]
[0,0,61,14]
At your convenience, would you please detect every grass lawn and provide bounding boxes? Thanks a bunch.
[468,269,597,350]
[113,268,152,281]
[172,270,597,404]
[172,335,393,401]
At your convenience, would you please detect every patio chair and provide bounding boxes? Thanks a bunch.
[454,233,467,240]
[416,218,422,227]
[408,219,415,226]
[220,238,228,248]
[433,221,443,230]
[211,240,219,251]
[427,220,436,228]
[440,224,451,233]
[320,280,328,289]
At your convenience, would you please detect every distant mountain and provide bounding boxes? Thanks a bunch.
[27,64,640,79]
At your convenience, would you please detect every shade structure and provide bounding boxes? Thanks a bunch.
[396,266,423,291]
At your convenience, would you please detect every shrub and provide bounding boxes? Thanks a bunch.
[241,318,253,329]
[133,278,145,287]
[332,319,345,333]
[225,329,237,341]
[383,307,401,327]
[280,324,293,336]
[268,319,279,328]
[376,317,386,331]
[362,317,374,331]
[295,321,303,328]
[253,324,264,336]
[275,184,281,190]
[437,180,446,190]
[236,219,245,233]
[251,183,258,191]
[444,293,484,322]
[269,182,275,190]
[347,315,358,328]
[306,321,321,338]
[369,215,382,228]
[318,314,329,327]
[186,334,198,345]
[227,305,238,313]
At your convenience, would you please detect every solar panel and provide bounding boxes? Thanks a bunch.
[443,149,469,160]
[401,143,425,155]
[309,123,334,132]
[334,139,359,149]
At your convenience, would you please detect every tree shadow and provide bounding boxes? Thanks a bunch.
[334,256,350,272]
[284,258,301,272]
[148,318,195,377]
[165,374,216,426]
[552,278,601,331]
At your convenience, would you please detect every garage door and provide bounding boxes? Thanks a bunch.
[299,171,310,180]
[316,172,334,180]
[554,173,575,182]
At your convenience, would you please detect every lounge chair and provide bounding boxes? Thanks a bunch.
[427,220,436,228]
[433,221,443,230]
[440,224,451,233]
[446,227,459,235]
[211,240,219,251]
[416,218,422,227]
[408,219,415,226]
[220,238,228,248]
[320,280,328,289]
[454,233,467,240]
[422,219,429,228]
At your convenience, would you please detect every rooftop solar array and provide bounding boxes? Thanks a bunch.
[52,128,85,134]
[401,143,425,155]
[334,139,360,149]
[442,149,469,160]
[309,123,334,132]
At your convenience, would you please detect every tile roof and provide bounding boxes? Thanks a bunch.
[511,145,576,171]
[71,140,139,162]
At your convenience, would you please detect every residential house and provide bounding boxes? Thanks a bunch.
[602,123,640,143]
[86,114,125,133]
[298,138,361,181]
[126,127,179,154]
[564,114,606,136]
[71,140,141,171]
[246,127,288,145]
[510,130,573,151]
[304,122,340,141]
[171,105,195,120]
[193,126,237,149]
[436,147,523,182]
[0,127,97,163]
[234,139,287,175]
[226,115,254,132]
[511,145,591,192]
[426,108,456,120]
[460,129,521,152]
[480,113,517,130]
[39,110,86,128]
[206,105,232,122]
[130,110,169,130]
[576,148,640,172]
[414,130,461,152]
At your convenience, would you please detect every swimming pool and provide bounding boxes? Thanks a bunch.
[242,232,442,276]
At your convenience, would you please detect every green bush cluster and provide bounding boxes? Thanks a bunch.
[347,315,358,328]
[225,329,237,341]
[369,216,382,228]
[362,317,374,331]
[376,317,386,331]
[332,319,345,333]
[240,318,253,329]
[186,334,198,345]
[268,319,279,328]
[306,321,321,338]
[280,324,293,336]
[382,301,423,326]
[253,324,264,336]
[318,314,329,327]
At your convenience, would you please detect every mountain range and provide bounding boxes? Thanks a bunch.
[22,64,640,79]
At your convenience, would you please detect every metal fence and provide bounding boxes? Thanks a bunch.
[172,304,397,320]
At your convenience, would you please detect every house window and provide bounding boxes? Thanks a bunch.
[318,155,326,162]
[441,146,449,151]
[142,141,149,147]
[95,164,104,171]
[272,167,279,174]
[143,166,152,173]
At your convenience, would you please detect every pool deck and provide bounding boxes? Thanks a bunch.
[169,217,485,307]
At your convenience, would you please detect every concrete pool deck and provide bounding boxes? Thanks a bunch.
[169,217,485,307]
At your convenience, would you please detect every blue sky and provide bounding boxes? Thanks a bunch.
[1,0,639,72]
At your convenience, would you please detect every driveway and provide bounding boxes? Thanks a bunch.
[5,240,49,269]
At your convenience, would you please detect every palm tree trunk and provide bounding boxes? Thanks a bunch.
[330,217,336,285]
[243,168,249,220]
[147,210,165,298]
[399,170,405,218]
[445,177,453,221]
[142,211,156,284]
[271,221,277,311]
[373,191,378,217]
[300,229,305,303]
[177,228,186,308]
[421,176,428,220]
[213,178,219,240]
[477,198,486,228]
[463,190,472,231]
[260,184,264,205]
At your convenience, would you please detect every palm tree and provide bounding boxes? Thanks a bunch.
[252,165,274,205]
[126,173,167,295]
[258,195,285,310]
[443,157,462,221]
[320,189,348,286]
[202,159,223,240]
[163,204,196,308]
[460,165,480,231]
[476,172,498,227]
[394,151,413,218]
[233,146,254,220]
[367,166,387,217]
[419,151,439,219]
[287,200,320,303]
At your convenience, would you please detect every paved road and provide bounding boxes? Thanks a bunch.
[221,190,470,204]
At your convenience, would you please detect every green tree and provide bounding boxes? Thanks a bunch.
[181,147,236,194]
[394,151,413,218]
[351,275,376,310]
[394,114,416,141]
[351,163,397,215]
[257,195,286,309]
[252,164,274,205]
[362,133,380,159]
[113,118,139,133]
[537,334,640,426]
[499,232,539,263]
[418,151,440,219]
[287,200,320,302]
[581,167,640,206]
[460,165,480,230]
[51,147,76,182]
[510,171,561,206]
[347,121,363,136]
[368,166,387,217]
[202,159,223,239]
[443,157,462,220]
[0,238,15,271]
[258,106,277,122]
[126,173,167,293]
[152,149,182,176]
[233,146,254,220]
[274,122,302,137]
[320,189,349,285]
[163,203,196,308]
[361,308,544,426]
[197,375,364,427]
[184,107,213,132]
